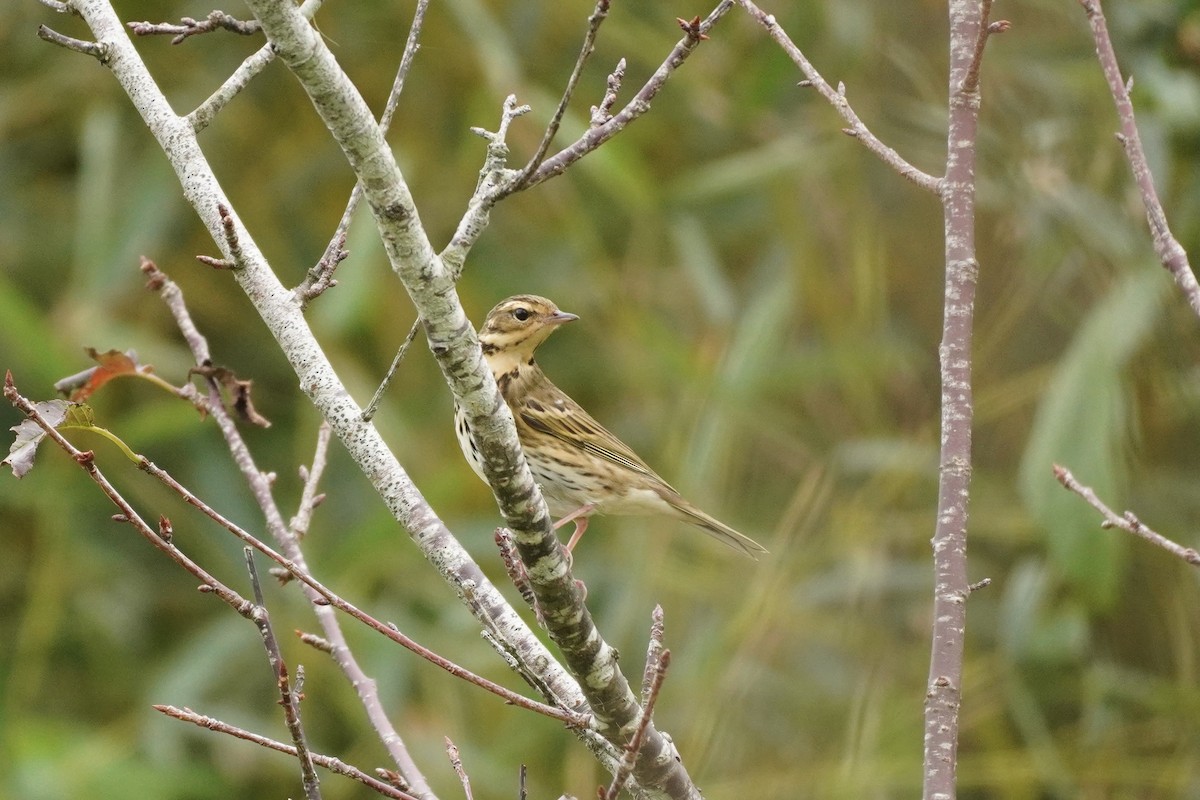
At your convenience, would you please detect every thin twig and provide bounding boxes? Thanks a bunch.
[4,381,585,728]
[362,316,421,422]
[127,10,262,45]
[298,0,431,308]
[492,1,735,200]
[144,261,434,796]
[496,527,540,620]
[960,1,1010,95]
[510,0,612,192]
[736,0,940,193]
[445,738,473,800]
[589,59,625,127]
[1077,0,1200,318]
[4,378,254,618]
[296,232,348,306]
[195,203,242,269]
[640,606,665,708]
[922,0,992,794]
[1054,465,1200,566]
[245,550,322,799]
[602,650,672,800]
[154,705,418,799]
[289,422,332,537]
[143,455,588,726]
[186,0,325,132]
[37,24,109,61]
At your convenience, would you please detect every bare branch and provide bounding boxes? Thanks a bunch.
[144,445,589,727]
[127,10,262,45]
[603,650,672,800]
[68,0,590,764]
[154,705,418,800]
[289,422,332,538]
[362,316,421,422]
[498,0,736,198]
[922,0,994,794]
[960,0,1008,95]
[1077,0,1200,318]
[441,96,532,274]
[296,232,347,306]
[37,24,109,61]
[1054,465,1200,567]
[736,0,940,193]
[444,738,474,800]
[141,260,435,795]
[5,378,585,729]
[640,606,666,708]
[510,0,612,192]
[589,59,625,128]
[244,550,322,799]
[297,0,430,308]
[185,1,325,132]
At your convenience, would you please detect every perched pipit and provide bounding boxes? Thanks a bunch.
[455,294,767,559]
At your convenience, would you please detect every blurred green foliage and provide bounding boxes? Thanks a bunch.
[3,0,1200,798]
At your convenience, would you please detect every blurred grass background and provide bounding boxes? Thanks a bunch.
[3,0,1200,798]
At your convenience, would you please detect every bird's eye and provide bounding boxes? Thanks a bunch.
[512,307,531,321]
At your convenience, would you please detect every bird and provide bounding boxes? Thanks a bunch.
[454,294,767,559]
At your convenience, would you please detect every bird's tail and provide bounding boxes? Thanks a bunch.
[668,496,768,559]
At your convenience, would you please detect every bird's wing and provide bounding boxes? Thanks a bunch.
[518,390,676,489]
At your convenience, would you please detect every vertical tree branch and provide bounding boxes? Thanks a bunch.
[923,1,992,797]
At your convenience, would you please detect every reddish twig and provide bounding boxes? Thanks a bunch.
[922,0,1002,794]
[154,705,417,799]
[1054,465,1200,567]
[4,377,586,730]
[143,261,436,794]
[136,455,588,727]
[640,606,666,707]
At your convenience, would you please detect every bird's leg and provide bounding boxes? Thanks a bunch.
[552,503,595,555]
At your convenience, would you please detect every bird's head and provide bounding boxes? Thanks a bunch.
[478,295,578,361]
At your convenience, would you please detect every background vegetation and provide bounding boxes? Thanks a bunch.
[3,0,1200,798]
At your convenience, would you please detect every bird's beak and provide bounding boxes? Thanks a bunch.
[548,310,579,325]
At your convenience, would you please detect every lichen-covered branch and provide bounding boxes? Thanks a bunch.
[239,2,701,794]
[65,0,585,739]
